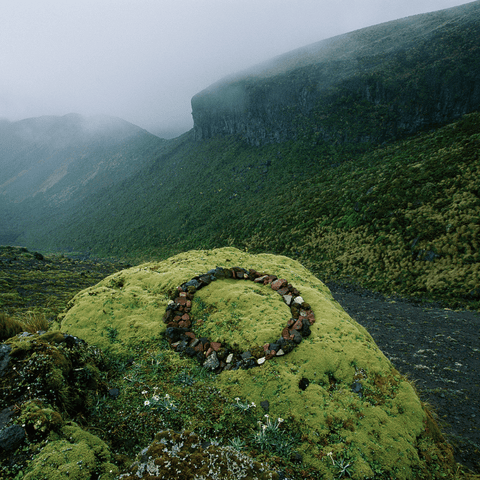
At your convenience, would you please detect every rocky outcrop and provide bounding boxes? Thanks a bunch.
[192,1,480,145]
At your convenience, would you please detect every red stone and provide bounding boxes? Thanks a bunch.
[179,291,187,297]
[186,300,192,308]
[194,344,203,353]
[271,279,287,291]
[185,332,196,340]
[287,318,295,328]
[181,313,190,321]
[282,327,292,340]
[264,275,277,285]
[175,297,187,306]
[263,343,270,352]
[178,319,191,328]
[265,351,276,360]
[167,321,179,328]
[173,315,182,322]
[307,312,316,324]
[206,347,213,357]
[291,319,303,331]
[254,275,267,283]
[210,342,221,352]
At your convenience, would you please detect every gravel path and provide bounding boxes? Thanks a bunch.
[326,282,480,474]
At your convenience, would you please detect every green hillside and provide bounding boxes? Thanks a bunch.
[27,111,479,309]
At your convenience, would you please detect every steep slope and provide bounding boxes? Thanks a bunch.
[37,111,479,307]
[192,1,480,145]
[0,114,169,245]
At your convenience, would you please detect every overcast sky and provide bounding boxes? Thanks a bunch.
[0,0,472,136]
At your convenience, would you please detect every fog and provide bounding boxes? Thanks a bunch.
[0,0,471,137]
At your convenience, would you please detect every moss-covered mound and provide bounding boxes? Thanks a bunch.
[1,331,108,416]
[61,247,457,478]
[23,422,118,480]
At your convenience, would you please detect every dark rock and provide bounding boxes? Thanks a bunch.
[0,407,14,430]
[183,279,201,289]
[291,330,303,344]
[0,344,11,377]
[301,318,311,337]
[352,381,363,397]
[108,388,120,398]
[260,400,270,412]
[0,425,25,452]
[299,377,310,390]
[241,351,252,360]
[33,252,44,261]
[185,347,197,358]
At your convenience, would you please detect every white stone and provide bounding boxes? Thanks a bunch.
[294,296,304,305]
[226,353,234,364]
[257,357,266,365]
[276,349,285,356]
[283,294,293,305]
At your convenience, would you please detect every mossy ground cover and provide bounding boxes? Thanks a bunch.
[54,247,464,479]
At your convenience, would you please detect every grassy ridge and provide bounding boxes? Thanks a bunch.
[35,112,480,308]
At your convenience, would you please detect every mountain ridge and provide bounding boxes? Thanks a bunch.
[192,0,480,145]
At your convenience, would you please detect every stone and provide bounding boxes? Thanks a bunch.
[291,330,303,344]
[0,407,13,430]
[283,294,293,305]
[271,278,287,290]
[254,275,268,283]
[0,424,25,452]
[203,351,219,370]
[108,388,120,398]
[226,353,234,363]
[210,342,221,352]
[257,357,266,365]
[301,318,312,337]
[241,351,252,360]
[0,344,11,377]
[281,327,292,340]
[184,279,200,289]
[277,286,290,296]
[185,347,197,357]
[260,400,270,412]
[291,319,303,331]
[276,349,285,356]
[294,296,304,305]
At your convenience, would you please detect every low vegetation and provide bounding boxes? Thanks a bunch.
[2,247,475,479]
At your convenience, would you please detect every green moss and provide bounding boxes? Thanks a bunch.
[61,247,457,478]
[23,423,118,480]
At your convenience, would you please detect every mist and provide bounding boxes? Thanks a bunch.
[0,0,471,137]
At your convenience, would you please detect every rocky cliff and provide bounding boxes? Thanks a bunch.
[192,1,480,146]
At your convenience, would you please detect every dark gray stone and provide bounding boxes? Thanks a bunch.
[260,400,270,412]
[0,425,25,452]
[0,345,11,377]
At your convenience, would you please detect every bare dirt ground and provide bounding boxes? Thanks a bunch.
[327,281,480,474]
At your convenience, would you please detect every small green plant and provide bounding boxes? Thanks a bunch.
[174,369,196,387]
[228,436,246,452]
[252,414,296,456]
[105,326,119,343]
[143,390,177,413]
[233,396,256,414]
[327,451,353,478]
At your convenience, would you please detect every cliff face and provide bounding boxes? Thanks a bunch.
[192,1,480,146]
